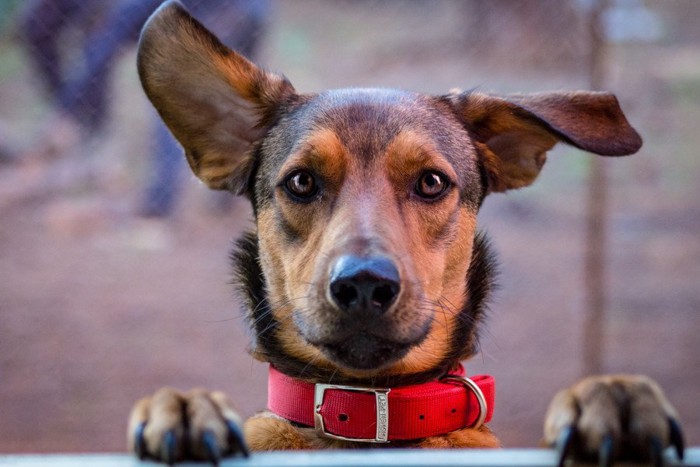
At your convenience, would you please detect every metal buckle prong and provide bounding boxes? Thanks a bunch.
[314,383,391,443]
[440,375,487,429]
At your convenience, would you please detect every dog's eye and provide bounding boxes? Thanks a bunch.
[415,171,449,199]
[285,170,318,200]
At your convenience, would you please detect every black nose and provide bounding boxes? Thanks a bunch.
[329,255,401,315]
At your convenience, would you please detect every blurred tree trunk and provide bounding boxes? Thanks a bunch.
[583,0,608,376]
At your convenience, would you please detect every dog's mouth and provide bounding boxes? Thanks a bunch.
[316,334,414,371]
[301,313,432,371]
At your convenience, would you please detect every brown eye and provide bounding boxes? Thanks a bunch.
[415,171,449,199]
[285,170,318,200]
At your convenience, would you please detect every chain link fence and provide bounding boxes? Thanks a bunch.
[1,0,699,453]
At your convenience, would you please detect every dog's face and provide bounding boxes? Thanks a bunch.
[254,89,485,376]
[138,2,642,382]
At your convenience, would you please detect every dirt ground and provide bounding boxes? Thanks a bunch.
[1,0,699,454]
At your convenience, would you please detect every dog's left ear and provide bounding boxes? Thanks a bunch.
[137,1,295,194]
[446,91,642,192]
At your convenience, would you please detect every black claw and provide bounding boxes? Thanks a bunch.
[649,436,664,467]
[555,425,576,467]
[161,430,177,465]
[133,422,148,460]
[226,419,249,458]
[598,434,614,467]
[669,417,685,461]
[201,430,221,466]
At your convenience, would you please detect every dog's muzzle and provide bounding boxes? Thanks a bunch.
[298,254,430,371]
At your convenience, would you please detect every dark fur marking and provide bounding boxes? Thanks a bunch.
[276,213,302,244]
[475,155,489,207]
[231,231,315,377]
[449,232,498,361]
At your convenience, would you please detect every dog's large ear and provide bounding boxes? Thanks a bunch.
[137,0,294,193]
[446,91,642,192]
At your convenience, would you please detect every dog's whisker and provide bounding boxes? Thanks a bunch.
[298,354,323,380]
[328,368,338,384]
[202,316,243,323]
[434,299,451,337]
[249,308,274,328]
[248,295,312,328]
[249,295,273,316]
[257,319,281,337]
[437,295,461,313]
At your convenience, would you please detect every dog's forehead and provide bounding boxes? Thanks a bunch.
[272,88,474,165]
[314,87,420,117]
[255,87,482,207]
[311,88,442,145]
[315,87,422,109]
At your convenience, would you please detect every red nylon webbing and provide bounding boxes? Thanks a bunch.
[267,365,495,441]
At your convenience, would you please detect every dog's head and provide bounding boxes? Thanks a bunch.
[138,2,642,383]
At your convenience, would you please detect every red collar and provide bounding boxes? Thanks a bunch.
[267,364,495,443]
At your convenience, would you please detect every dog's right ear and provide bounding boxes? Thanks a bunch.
[137,0,294,194]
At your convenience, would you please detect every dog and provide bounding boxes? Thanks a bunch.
[128,2,685,465]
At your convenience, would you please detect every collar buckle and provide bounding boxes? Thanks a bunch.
[314,383,391,443]
[440,375,488,429]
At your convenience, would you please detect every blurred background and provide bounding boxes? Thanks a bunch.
[1,0,699,453]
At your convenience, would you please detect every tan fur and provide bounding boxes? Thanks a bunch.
[543,375,679,453]
[244,411,499,451]
[414,426,500,449]
[245,414,316,451]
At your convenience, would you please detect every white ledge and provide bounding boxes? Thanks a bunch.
[0,448,697,467]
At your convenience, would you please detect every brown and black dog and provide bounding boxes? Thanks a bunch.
[128,2,685,465]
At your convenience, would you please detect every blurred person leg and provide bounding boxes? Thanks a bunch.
[20,0,162,161]
[57,0,163,132]
[140,120,184,218]
[0,122,19,165]
[20,0,83,101]
[19,0,94,160]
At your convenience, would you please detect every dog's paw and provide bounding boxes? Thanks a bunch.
[544,375,685,467]
[127,387,248,464]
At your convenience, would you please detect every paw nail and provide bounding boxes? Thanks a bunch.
[669,417,685,460]
[162,430,177,465]
[598,434,614,467]
[226,419,250,458]
[134,422,148,460]
[555,425,576,467]
[649,436,664,467]
[201,430,221,465]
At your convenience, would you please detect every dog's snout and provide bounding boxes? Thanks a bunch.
[329,255,400,315]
